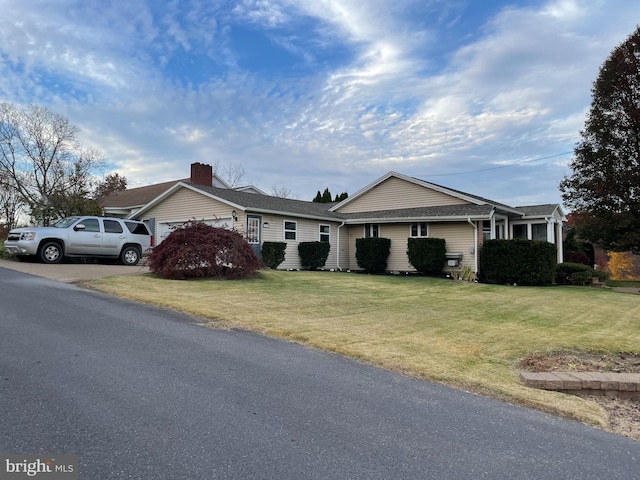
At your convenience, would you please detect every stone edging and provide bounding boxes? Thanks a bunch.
[520,372,640,400]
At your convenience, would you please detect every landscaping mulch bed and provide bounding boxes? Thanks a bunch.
[519,352,640,441]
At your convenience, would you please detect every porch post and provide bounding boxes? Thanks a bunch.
[556,222,564,263]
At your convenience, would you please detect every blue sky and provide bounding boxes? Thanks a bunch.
[0,0,637,207]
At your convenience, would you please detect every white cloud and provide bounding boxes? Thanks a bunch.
[0,0,638,205]
[232,0,290,27]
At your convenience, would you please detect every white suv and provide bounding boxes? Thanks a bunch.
[4,216,151,266]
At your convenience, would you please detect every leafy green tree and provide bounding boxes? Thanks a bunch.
[94,172,127,199]
[559,26,640,253]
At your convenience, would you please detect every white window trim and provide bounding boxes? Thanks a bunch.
[319,224,330,242]
[511,221,551,242]
[531,222,549,242]
[511,223,529,239]
[409,222,428,238]
[284,220,297,242]
[364,223,380,238]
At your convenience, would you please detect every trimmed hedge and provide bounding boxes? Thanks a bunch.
[356,237,391,274]
[407,237,446,275]
[298,241,330,270]
[479,239,557,286]
[262,241,287,269]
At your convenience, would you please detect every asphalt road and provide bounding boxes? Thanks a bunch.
[1,267,639,479]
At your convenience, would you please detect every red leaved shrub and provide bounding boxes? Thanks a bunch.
[148,220,263,280]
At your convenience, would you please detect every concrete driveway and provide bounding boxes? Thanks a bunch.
[0,258,149,283]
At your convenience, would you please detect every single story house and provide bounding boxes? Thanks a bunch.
[102,163,566,274]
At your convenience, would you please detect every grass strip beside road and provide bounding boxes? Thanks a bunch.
[86,270,640,428]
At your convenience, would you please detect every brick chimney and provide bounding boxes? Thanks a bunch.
[190,162,213,187]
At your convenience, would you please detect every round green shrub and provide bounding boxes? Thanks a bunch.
[262,241,287,269]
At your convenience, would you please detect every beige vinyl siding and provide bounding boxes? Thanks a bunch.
[139,187,240,242]
[385,225,415,271]
[346,225,362,270]
[336,177,469,214]
[346,221,476,272]
[141,187,234,223]
[345,224,413,271]
[259,214,340,270]
[337,224,350,270]
[429,222,476,270]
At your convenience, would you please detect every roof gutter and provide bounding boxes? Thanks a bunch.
[340,214,493,225]
[245,207,340,223]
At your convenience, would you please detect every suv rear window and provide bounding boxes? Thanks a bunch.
[125,221,150,235]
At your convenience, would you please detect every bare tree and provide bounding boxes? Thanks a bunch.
[212,160,246,188]
[0,102,105,224]
[0,171,24,230]
[271,186,298,199]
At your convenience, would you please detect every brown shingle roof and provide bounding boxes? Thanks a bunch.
[187,183,343,220]
[109,171,562,224]
[187,183,494,221]
[100,179,187,208]
[338,204,494,220]
[515,204,562,216]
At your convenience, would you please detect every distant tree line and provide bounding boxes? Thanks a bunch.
[312,187,348,203]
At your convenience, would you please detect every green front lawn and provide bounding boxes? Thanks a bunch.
[87,270,640,429]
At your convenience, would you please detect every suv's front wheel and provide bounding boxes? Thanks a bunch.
[39,241,63,264]
[120,246,141,266]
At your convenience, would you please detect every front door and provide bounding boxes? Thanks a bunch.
[246,215,262,259]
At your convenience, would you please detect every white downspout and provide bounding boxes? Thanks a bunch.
[336,222,345,271]
[468,218,478,273]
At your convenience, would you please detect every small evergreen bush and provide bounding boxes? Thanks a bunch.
[262,241,287,269]
[356,237,391,274]
[480,239,557,286]
[594,268,611,282]
[148,220,263,280]
[298,241,330,270]
[555,262,604,286]
[407,238,446,275]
